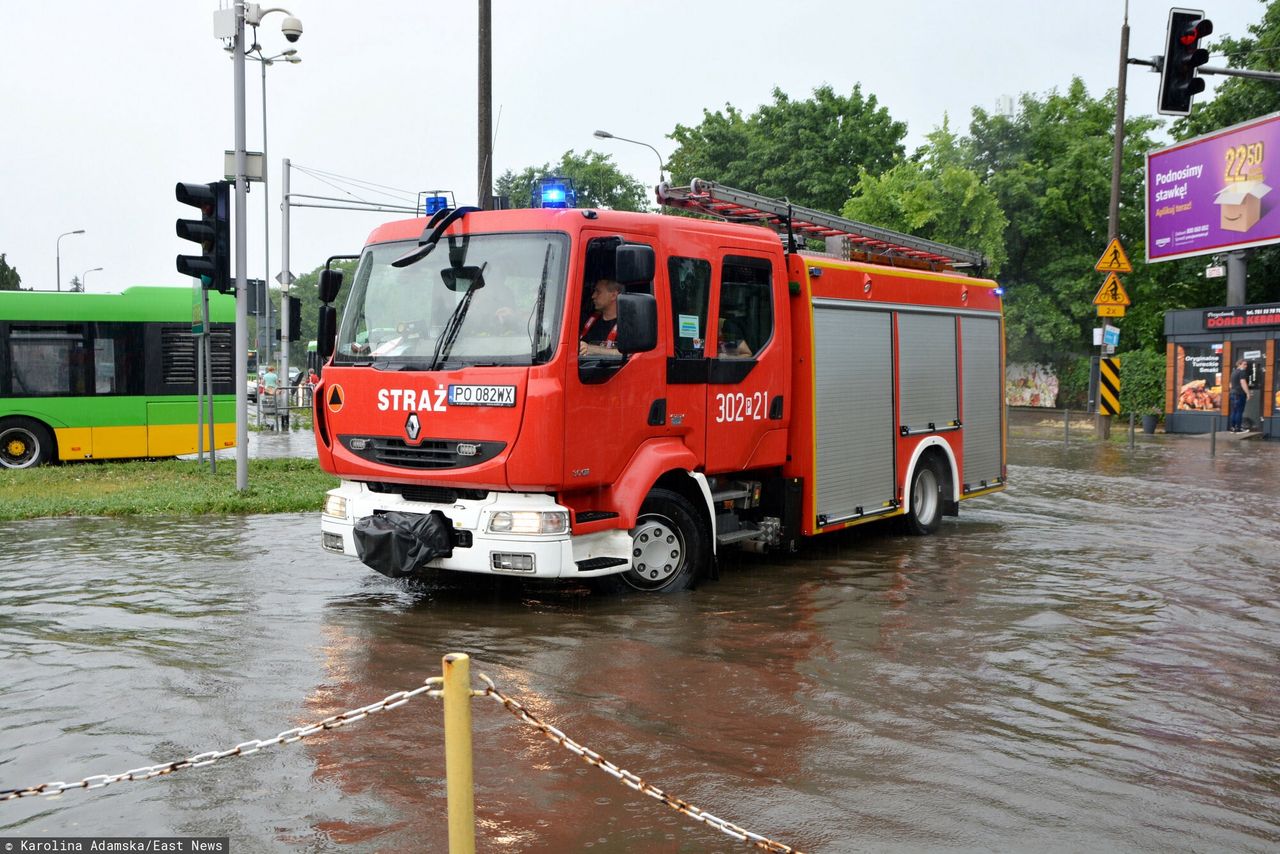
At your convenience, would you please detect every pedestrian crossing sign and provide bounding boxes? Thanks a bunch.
[1095,239,1133,274]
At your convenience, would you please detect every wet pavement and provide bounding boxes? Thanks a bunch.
[2,420,1278,852]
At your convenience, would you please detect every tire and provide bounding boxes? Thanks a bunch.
[0,418,54,470]
[903,457,944,536]
[619,488,707,593]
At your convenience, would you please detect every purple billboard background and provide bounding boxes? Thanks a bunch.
[1146,111,1280,262]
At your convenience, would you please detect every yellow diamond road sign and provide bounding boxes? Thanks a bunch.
[1095,238,1133,274]
[1093,272,1132,306]
[1098,304,1126,317]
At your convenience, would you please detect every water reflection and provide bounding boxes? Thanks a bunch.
[1,430,1278,852]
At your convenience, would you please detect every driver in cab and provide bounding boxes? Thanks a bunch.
[579,278,623,357]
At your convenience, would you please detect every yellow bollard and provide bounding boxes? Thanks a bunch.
[443,653,476,854]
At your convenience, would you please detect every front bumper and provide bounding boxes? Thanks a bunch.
[320,480,631,579]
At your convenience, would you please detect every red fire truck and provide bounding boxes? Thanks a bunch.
[313,179,1006,591]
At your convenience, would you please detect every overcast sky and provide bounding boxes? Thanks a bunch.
[0,0,1267,294]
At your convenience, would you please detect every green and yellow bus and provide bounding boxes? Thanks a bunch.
[0,286,236,468]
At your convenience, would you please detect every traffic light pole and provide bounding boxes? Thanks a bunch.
[233,2,250,491]
[1100,4,1131,442]
[280,157,291,419]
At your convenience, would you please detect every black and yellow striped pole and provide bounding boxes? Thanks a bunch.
[1099,357,1121,417]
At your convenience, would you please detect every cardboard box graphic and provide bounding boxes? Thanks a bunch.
[1214,179,1272,232]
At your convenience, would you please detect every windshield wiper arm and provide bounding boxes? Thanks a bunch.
[391,206,480,268]
[531,244,552,363]
[429,262,487,371]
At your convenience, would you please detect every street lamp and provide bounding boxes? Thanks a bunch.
[593,129,666,184]
[246,45,301,370]
[55,229,85,291]
[80,267,103,292]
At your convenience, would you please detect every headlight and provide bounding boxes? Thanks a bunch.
[487,510,569,535]
[323,493,348,519]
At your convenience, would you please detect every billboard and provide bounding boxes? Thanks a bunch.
[1146,111,1280,263]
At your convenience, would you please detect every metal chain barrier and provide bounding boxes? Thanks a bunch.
[2,667,805,853]
[476,672,804,854]
[0,678,443,801]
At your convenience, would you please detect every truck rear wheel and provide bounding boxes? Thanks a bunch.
[903,457,944,536]
[620,489,706,593]
[0,418,54,469]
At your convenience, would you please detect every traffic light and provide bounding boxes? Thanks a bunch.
[175,181,231,293]
[1158,8,1214,116]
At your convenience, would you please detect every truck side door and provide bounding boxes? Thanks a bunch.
[704,253,788,474]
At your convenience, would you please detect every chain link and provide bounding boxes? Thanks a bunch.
[0,678,443,801]
[3,669,805,852]
[476,673,804,854]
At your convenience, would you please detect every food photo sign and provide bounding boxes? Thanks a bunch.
[1147,112,1280,262]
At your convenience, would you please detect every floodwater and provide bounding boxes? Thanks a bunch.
[2,420,1278,853]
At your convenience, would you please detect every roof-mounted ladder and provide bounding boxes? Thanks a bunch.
[656,178,986,271]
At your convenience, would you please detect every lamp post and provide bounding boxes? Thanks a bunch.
[218,1,303,491]
[247,46,300,372]
[593,129,666,184]
[80,267,103,292]
[55,229,85,291]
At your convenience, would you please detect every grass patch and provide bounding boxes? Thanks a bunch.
[0,457,339,521]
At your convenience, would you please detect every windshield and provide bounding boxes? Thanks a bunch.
[334,231,569,369]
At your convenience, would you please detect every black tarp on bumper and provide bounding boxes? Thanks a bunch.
[353,511,454,578]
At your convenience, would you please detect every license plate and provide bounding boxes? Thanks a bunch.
[448,384,516,407]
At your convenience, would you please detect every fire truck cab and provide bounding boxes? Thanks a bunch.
[315,180,1005,591]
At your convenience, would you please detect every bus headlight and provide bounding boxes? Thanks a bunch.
[323,493,348,520]
[487,510,569,535]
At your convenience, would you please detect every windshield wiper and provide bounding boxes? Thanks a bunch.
[530,244,552,363]
[429,262,487,371]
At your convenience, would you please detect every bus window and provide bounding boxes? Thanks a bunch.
[9,325,88,396]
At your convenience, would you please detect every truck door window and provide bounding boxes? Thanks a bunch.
[668,257,711,358]
[716,257,772,359]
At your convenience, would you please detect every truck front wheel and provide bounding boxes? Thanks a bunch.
[620,489,707,593]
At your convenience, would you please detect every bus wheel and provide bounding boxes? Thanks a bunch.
[620,489,706,593]
[0,418,54,469]
[903,457,944,536]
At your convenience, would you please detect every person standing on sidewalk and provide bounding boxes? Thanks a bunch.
[1228,358,1250,432]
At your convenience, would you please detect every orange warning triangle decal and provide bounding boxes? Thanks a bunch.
[327,384,345,413]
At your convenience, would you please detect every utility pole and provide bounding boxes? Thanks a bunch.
[1099,2,1131,441]
[477,0,493,210]
[233,2,250,490]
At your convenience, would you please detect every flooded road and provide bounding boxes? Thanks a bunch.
[2,424,1278,852]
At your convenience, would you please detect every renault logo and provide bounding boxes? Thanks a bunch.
[405,412,421,441]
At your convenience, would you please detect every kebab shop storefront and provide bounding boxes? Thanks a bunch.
[1165,303,1280,436]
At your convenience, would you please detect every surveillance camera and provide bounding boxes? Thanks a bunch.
[281,16,303,43]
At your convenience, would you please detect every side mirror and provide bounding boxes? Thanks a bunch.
[615,244,654,287]
[318,269,344,304]
[615,293,657,354]
[317,305,337,361]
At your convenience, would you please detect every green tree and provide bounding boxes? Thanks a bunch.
[963,79,1161,363]
[666,84,907,212]
[0,254,21,291]
[841,122,1007,275]
[496,149,647,211]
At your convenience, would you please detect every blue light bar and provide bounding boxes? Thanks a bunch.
[423,195,449,216]
[532,176,576,209]
[993,286,1005,296]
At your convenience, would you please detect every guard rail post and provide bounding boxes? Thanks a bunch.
[1211,416,1218,457]
[443,653,477,854]
[1064,408,1070,448]
[1128,412,1135,450]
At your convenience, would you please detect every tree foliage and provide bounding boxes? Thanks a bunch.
[0,254,21,291]
[495,150,648,211]
[666,85,907,212]
[842,122,1007,275]
[962,79,1162,362]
